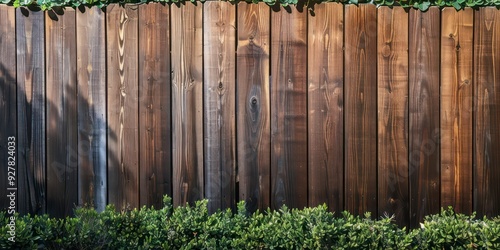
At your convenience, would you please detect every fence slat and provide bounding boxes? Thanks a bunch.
[474,7,500,218]
[377,6,409,226]
[0,6,17,213]
[409,7,441,227]
[77,7,107,212]
[171,3,204,207]
[345,4,378,216]
[237,2,271,213]
[270,6,308,209]
[46,10,78,217]
[16,9,46,215]
[107,5,139,209]
[440,7,473,215]
[307,3,344,213]
[203,1,236,213]
[138,3,172,209]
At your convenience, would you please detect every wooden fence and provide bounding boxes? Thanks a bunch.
[0,3,499,228]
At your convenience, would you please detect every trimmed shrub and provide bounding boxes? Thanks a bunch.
[1,198,500,250]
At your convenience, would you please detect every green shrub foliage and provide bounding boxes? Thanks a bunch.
[1,198,500,249]
[0,0,499,12]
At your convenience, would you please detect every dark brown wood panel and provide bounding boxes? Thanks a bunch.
[107,5,139,209]
[344,4,378,216]
[377,6,409,227]
[203,1,236,213]
[307,3,344,213]
[237,2,271,213]
[474,7,500,218]
[271,6,308,210]
[46,10,78,217]
[138,3,172,209]
[0,6,16,213]
[409,7,441,227]
[441,7,473,215]
[76,7,107,212]
[16,9,46,215]
[171,3,204,207]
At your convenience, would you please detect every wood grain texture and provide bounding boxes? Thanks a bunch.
[409,7,441,227]
[237,2,271,213]
[203,1,236,213]
[0,6,16,212]
[16,9,46,215]
[344,4,378,216]
[440,8,473,215]
[377,6,409,227]
[107,5,139,209]
[307,3,344,213]
[138,3,172,209]
[474,7,500,218]
[271,7,307,210]
[46,9,78,217]
[77,7,107,212]
[171,3,204,207]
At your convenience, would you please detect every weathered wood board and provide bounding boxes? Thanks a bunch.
[138,3,172,209]
[203,1,236,213]
[440,7,473,215]
[237,2,271,213]
[377,6,409,227]
[307,3,344,213]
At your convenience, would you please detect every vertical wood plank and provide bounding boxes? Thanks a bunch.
[16,9,46,215]
[204,1,236,213]
[344,4,378,216]
[474,7,500,218]
[77,7,107,212]
[307,3,344,213]
[271,7,308,210]
[46,10,78,217]
[377,6,409,227]
[409,7,441,227]
[138,3,172,209]
[171,2,204,207]
[441,7,473,215]
[0,6,17,213]
[107,5,139,209]
[237,2,271,213]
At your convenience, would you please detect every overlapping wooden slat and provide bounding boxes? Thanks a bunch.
[46,9,78,217]
[441,7,473,215]
[204,1,236,213]
[237,2,271,213]
[307,3,344,213]
[0,6,17,213]
[270,6,308,210]
[409,7,441,228]
[77,7,107,212]
[377,6,409,226]
[138,3,172,209]
[16,9,46,215]
[345,4,378,216]
[171,3,204,207]
[474,7,500,218]
[107,5,139,209]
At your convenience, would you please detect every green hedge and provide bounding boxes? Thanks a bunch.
[0,0,499,12]
[2,196,500,249]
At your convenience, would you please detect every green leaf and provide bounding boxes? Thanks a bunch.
[452,1,462,9]
[418,1,431,10]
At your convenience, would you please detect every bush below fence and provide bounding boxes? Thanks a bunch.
[1,196,500,249]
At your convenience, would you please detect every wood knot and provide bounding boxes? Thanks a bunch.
[250,97,258,106]
[218,82,223,90]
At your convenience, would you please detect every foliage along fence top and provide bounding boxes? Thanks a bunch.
[0,0,499,11]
